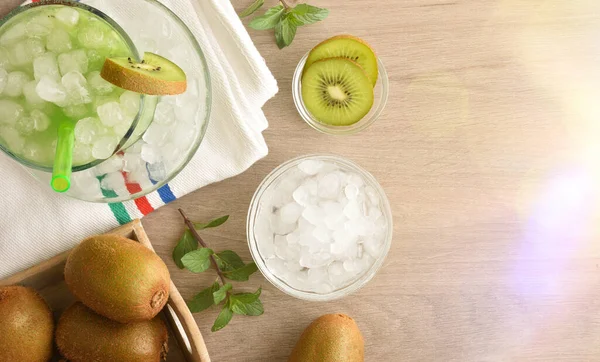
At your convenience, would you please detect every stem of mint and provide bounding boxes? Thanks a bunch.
[178,208,227,286]
[280,0,290,9]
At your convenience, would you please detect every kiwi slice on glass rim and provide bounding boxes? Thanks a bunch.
[301,57,374,126]
[101,52,187,95]
[304,35,379,87]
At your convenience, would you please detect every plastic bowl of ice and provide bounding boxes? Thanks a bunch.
[247,154,393,301]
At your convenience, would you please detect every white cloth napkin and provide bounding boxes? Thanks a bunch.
[0,0,278,279]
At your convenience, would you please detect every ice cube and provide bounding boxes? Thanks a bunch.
[23,81,45,106]
[74,117,98,144]
[279,202,303,224]
[0,68,7,94]
[298,159,324,175]
[274,235,287,259]
[122,150,143,172]
[26,21,51,39]
[143,122,170,146]
[299,250,332,268]
[63,104,88,119]
[174,95,198,123]
[73,142,92,165]
[154,101,175,125]
[77,26,106,49]
[302,205,326,226]
[328,261,344,276]
[367,206,382,221]
[9,39,44,67]
[140,144,161,164]
[313,226,331,243]
[58,49,88,75]
[285,260,303,272]
[307,267,328,284]
[347,173,365,187]
[286,231,300,244]
[69,170,102,199]
[318,172,341,199]
[4,71,30,97]
[113,119,130,138]
[93,154,123,175]
[0,48,9,70]
[362,238,382,259]
[144,163,164,184]
[33,52,60,81]
[0,99,24,125]
[364,185,380,205]
[265,258,286,276]
[91,135,118,159]
[292,185,310,206]
[31,110,50,131]
[255,221,275,258]
[0,23,26,46]
[344,184,359,200]
[343,201,363,220]
[97,101,124,127]
[62,71,91,104]
[55,7,79,27]
[87,50,104,70]
[172,121,196,150]
[100,171,127,194]
[22,140,48,164]
[270,210,297,235]
[27,14,54,34]
[46,28,72,53]
[119,91,140,116]
[36,75,67,104]
[0,127,25,153]
[15,116,33,135]
[86,71,112,95]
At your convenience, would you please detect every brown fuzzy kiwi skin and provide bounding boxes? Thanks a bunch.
[101,58,187,95]
[288,314,364,362]
[64,234,170,323]
[0,286,54,362]
[56,302,168,362]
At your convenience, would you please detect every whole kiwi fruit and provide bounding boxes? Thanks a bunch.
[64,234,170,323]
[289,313,364,362]
[56,302,168,362]
[0,286,54,362]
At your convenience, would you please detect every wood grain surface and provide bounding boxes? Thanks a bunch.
[3,0,600,361]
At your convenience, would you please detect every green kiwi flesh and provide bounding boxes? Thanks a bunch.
[305,35,378,86]
[302,57,374,126]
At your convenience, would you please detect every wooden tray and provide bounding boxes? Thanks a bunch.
[0,219,211,362]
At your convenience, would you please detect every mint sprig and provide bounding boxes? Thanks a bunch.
[239,0,265,18]
[175,209,263,332]
[245,1,329,49]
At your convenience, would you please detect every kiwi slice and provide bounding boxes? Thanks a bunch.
[305,35,378,87]
[301,57,374,126]
[101,52,186,95]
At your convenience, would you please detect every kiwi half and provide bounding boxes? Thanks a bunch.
[305,35,378,87]
[101,52,186,95]
[302,57,374,126]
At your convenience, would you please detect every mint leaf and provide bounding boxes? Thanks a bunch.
[248,5,284,30]
[187,282,219,313]
[214,250,245,271]
[194,215,229,230]
[212,303,233,332]
[275,14,297,49]
[289,4,329,25]
[231,297,264,316]
[172,230,197,269]
[223,261,259,281]
[213,283,232,305]
[181,248,214,273]
[231,287,262,304]
[230,287,263,315]
[239,0,264,18]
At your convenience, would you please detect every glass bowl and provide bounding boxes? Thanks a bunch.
[6,0,211,202]
[292,52,389,135]
[247,154,393,301]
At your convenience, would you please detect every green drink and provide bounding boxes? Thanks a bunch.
[0,4,142,168]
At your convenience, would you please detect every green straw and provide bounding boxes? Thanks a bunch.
[51,120,75,193]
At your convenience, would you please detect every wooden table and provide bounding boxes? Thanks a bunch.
[4,0,600,360]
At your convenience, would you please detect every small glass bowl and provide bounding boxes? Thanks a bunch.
[247,154,393,301]
[292,53,389,135]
